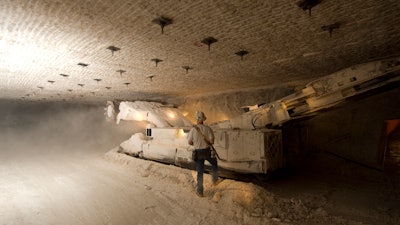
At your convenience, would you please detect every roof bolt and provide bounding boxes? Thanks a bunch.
[201,37,218,52]
[151,58,163,67]
[147,75,156,82]
[77,62,89,67]
[235,50,249,60]
[297,0,321,16]
[152,16,173,34]
[116,69,126,76]
[107,46,121,56]
[182,66,193,74]
[322,22,340,37]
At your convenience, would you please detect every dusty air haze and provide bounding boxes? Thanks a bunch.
[0,99,399,225]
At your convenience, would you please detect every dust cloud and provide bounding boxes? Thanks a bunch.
[1,100,399,225]
[0,100,143,160]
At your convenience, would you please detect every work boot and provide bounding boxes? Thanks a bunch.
[212,178,223,186]
[196,191,204,197]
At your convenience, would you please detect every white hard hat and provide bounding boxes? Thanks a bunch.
[195,111,207,122]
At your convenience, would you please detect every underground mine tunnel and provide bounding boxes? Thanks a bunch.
[1,0,400,224]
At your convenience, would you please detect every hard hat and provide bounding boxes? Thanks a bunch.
[195,111,207,122]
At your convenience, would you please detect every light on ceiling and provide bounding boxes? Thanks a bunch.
[0,42,42,72]
[167,112,176,119]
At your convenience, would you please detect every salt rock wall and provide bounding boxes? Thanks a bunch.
[385,124,400,176]
[178,86,294,124]
[304,85,400,169]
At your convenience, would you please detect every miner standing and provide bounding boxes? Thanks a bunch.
[187,111,219,197]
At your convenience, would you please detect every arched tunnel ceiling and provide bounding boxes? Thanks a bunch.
[0,0,399,103]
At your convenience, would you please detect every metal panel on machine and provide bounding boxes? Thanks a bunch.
[214,129,283,173]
